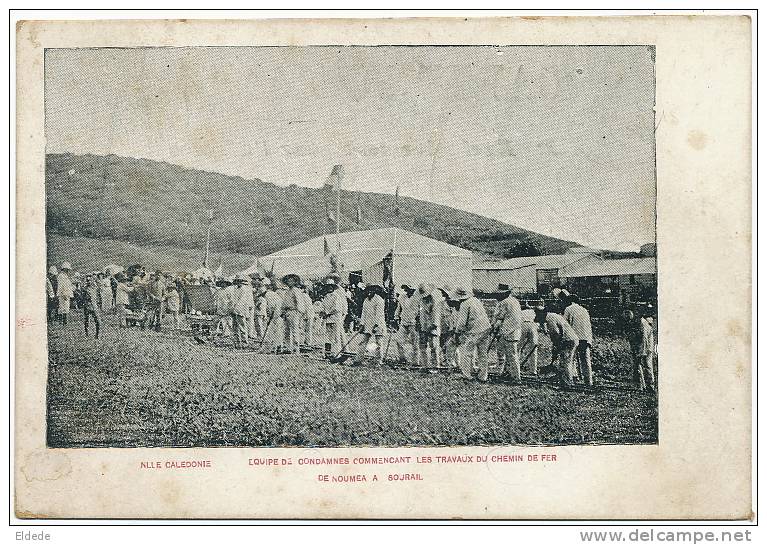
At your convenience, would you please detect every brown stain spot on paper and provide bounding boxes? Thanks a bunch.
[20,21,41,48]
[687,130,708,150]
[15,509,54,519]
[726,318,748,342]
[21,450,72,482]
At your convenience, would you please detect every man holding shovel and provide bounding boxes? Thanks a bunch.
[453,286,492,382]
[534,303,579,386]
[230,274,254,349]
[563,293,594,386]
[519,302,539,376]
[417,283,442,373]
[491,284,523,383]
[353,284,387,366]
[321,274,345,360]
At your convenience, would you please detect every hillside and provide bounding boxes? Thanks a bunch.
[45,153,576,268]
[46,233,258,275]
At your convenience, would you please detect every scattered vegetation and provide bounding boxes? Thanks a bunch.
[47,314,657,448]
[46,153,575,265]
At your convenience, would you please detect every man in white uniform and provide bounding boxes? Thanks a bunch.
[56,262,75,326]
[281,274,306,354]
[394,285,419,366]
[229,274,254,349]
[354,285,387,366]
[417,283,442,372]
[321,275,345,359]
[563,293,594,386]
[519,302,539,375]
[492,284,523,382]
[300,283,315,348]
[453,287,492,382]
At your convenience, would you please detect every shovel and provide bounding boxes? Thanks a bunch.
[328,330,361,364]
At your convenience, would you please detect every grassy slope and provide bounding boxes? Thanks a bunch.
[46,153,576,264]
[47,314,657,448]
[47,232,257,275]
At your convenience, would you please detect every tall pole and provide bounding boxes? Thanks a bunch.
[335,179,341,246]
[204,209,213,268]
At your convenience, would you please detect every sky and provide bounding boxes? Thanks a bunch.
[45,46,656,250]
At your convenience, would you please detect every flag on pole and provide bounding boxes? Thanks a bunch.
[393,186,401,216]
[325,165,344,190]
[323,236,331,256]
[203,209,214,268]
[324,166,343,224]
[214,259,223,277]
[324,165,344,245]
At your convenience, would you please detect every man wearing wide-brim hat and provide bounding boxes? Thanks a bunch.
[394,284,419,366]
[252,278,269,339]
[229,273,254,349]
[519,300,540,376]
[320,274,345,359]
[146,269,166,332]
[452,286,492,382]
[417,283,442,372]
[491,283,523,383]
[56,262,75,326]
[324,272,341,285]
[353,284,387,366]
[280,273,306,354]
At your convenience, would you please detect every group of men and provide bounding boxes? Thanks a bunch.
[388,282,597,386]
[193,272,327,352]
[47,261,656,392]
[393,283,655,391]
[46,262,115,338]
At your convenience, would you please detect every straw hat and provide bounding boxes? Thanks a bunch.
[60,262,72,271]
[48,266,58,275]
[282,273,301,284]
[452,286,471,300]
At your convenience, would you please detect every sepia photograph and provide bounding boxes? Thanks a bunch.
[42,45,659,449]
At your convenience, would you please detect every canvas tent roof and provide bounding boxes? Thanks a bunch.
[193,266,214,279]
[559,256,657,278]
[243,227,474,288]
[472,253,592,272]
[103,264,124,275]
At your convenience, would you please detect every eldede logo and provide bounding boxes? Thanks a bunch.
[15,530,51,541]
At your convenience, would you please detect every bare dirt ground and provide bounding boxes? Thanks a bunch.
[46,313,658,448]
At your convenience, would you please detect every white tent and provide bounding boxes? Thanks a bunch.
[193,266,214,279]
[103,264,124,276]
[242,227,474,290]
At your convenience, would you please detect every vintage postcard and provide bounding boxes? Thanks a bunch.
[14,16,752,519]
